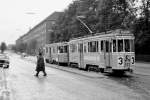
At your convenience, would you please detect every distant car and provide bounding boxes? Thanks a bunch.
[0,53,10,68]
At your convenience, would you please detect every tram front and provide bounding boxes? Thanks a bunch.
[112,34,135,73]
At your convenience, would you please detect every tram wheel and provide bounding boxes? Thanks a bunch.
[113,70,125,75]
[85,65,89,71]
[100,68,104,73]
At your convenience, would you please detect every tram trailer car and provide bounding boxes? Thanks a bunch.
[44,43,56,64]
[44,42,69,65]
[68,29,135,73]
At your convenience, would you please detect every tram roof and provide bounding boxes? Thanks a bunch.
[69,29,134,42]
[45,41,68,47]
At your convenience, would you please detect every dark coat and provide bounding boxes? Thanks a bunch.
[36,56,45,72]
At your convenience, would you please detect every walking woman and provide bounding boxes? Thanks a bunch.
[35,52,47,77]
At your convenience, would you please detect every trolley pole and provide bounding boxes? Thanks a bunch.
[76,16,93,35]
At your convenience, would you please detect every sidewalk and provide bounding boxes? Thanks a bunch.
[0,68,11,100]
[24,56,106,78]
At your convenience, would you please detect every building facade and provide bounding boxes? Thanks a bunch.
[16,11,61,54]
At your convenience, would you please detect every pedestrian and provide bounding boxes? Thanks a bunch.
[35,52,47,77]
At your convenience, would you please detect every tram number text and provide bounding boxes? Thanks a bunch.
[118,57,123,65]
[131,56,135,64]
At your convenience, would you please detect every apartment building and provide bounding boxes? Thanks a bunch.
[16,11,62,53]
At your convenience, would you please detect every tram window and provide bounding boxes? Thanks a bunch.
[49,47,51,54]
[96,41,98,52]
[78,44,80,52]
[64,46,68,53]
[106,41,109,52]
[53,47,55,53]
[118,40,123,52]
[84,45,87,53]
[88,41,98,52]
[130,40,135,52]
[70,44,77,53]
[70,45,72,52]
[101,41,104,52]
[110,42,112,52]
[125,39,130,52]
[58,46,63,53]
[113,40,116,52]
[78,44,83,52]
[46,47,48,53]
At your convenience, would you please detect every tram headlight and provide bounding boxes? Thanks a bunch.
[131,56,135,65]
[118,57,123,66]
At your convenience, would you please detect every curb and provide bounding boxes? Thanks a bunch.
[46,63,106,78]
[25,56,106,78]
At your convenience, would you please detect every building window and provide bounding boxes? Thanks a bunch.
[51,21,56,25]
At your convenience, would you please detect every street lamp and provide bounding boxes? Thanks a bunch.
[76,16,93,35]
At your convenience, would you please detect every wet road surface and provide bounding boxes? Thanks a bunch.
[105,73,150,100]
[1,52,150,100]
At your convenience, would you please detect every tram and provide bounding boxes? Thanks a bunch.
[69,29,135,73]
[44,29,135,73]
[44,42,69,65]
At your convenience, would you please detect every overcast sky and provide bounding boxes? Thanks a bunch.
[0,0,73,45]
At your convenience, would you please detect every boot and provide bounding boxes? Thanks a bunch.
[43,73,47,76]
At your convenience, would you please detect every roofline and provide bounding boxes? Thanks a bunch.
[28,11,62,33]
[16,11,62,42]
[45,41,68,47]
[69,29,133,41]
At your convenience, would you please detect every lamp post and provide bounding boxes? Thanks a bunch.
[76,16,93,35]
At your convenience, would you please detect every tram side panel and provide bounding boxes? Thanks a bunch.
[69,39,102,70]
[70,36,134,72]
[83,40,100,70]
[68,30,135,73]
[44,46,49,63]
[84,39,113,71]
[44,46,52,63]
[58,53,68,63]
[51,46,58,64]
[57,44,69,64]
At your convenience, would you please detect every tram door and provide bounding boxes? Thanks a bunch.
[105,40,112,68]
[66,45,69,64]
[100,40,112,68]
[49,47,52,61]
[78,43,84,68]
